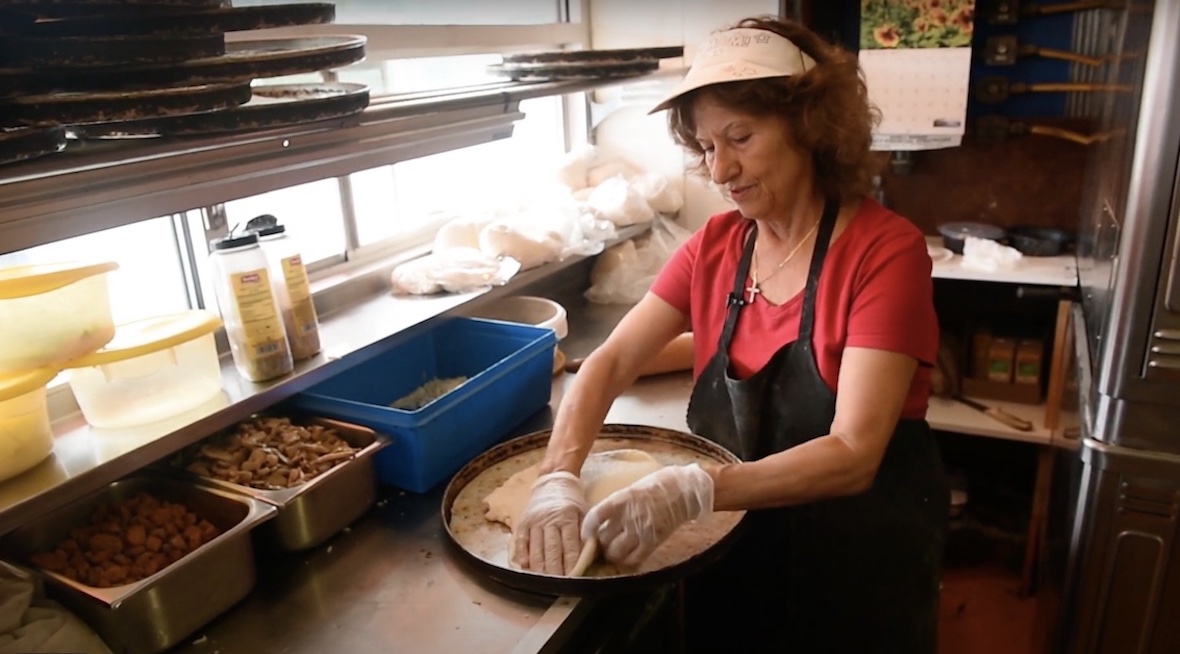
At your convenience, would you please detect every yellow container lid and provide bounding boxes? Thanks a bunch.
[0,367,57,402]
[0,261,119,300]
[65,310,223,368]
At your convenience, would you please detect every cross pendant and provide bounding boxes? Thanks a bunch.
[745,279,760,304]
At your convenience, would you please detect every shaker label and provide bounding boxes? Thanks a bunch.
[231,268,287,362]
[281,255,319,336]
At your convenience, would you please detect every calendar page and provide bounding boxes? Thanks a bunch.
[858,0,975,151]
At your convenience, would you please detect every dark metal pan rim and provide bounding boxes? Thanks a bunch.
[501,46,684,64]
[16,3,336,37]
[9,81,250,104]
[67,83,369,138]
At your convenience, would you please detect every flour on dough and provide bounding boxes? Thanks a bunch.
[483,448,664,529]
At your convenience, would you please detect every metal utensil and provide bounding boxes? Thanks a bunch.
[952,395,1034,432]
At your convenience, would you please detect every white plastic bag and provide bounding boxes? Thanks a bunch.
[433,213,494,252]
[478,219,566,271]
[631,172,685,215]
[556,143,598,192]
[585,216,693,305]
[961,236,1022,272]
[390,248,521,295]
[1,563,112,654]
[586,175,656,227]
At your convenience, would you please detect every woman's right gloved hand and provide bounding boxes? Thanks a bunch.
[511,471,587,575]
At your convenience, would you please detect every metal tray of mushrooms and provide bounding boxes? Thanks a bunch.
[167,413,389,551]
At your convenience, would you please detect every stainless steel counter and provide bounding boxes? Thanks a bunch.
[168,292,695,654]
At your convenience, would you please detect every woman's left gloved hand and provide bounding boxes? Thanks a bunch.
[580,463,714,568]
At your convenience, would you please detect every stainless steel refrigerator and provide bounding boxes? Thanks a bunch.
[1051,1,1180,652]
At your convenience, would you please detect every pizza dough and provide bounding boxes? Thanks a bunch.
[483,448,665,575]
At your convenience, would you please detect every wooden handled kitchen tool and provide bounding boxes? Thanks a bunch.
[984,36,1103,67]
[952,395,1034,432]
[987,0,1113,25]
[974,75,1132,104]
[975,115,1125,146]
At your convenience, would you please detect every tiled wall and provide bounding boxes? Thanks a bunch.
[879,119,1089,237]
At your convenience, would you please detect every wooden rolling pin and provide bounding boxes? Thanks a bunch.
[564,332,695,378]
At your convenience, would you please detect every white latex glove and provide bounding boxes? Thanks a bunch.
[580,464,714,568]
[511,471,588,575]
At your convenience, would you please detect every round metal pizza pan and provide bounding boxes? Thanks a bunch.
[442,423,748,596]
[0,0,223,18]
[0,81,252,127]
[69,82,369,138]
[500,46,683,65]
[0,35,366,97]
[12,3,336,37]
[4,32,226,67]
[0,126,67,167]
[487,59,659,82]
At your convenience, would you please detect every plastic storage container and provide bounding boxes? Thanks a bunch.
[65,310,224,429]
[288,317,557,493]
[209,232,293,383]
[248,215,322,362]
[0,261,118,373]
[0,366,57,483]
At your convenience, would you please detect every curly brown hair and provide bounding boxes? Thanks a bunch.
[668,16,882,203]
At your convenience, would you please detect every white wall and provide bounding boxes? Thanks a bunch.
[587,0,778,55]
[587,0,779,230]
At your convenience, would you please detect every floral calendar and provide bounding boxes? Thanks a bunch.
[859,0,976,151]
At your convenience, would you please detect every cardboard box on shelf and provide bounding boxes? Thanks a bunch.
[961,376,1042,405]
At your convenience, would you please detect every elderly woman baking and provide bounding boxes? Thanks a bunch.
[512,15,949,653]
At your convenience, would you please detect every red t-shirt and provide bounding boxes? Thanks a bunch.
[651,199,938,420]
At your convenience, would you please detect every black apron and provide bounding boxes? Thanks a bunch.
[682,200,950,654]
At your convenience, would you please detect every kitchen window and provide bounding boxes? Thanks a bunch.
[220,178,349,267]
[0,217,191,326]
[350,95,569,246]
[362,54,508,96]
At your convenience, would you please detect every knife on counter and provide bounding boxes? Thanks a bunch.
[952,395,1034,432]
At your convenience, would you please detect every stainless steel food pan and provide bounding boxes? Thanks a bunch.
[0,476,276,654]
[171,415,389,551]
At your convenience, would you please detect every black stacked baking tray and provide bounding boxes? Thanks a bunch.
[0,0,370,167]
[487,46,683,82]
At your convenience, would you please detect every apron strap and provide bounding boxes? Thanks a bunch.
[797,198,840,343]
[718,222,758,353]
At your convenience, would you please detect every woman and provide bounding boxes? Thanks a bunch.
[513,15,949,653]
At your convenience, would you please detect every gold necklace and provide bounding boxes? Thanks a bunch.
[745,219,821,304]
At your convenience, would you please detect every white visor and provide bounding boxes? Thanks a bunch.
[649,27,817,114]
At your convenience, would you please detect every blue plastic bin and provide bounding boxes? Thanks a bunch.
[287,317,556,493]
